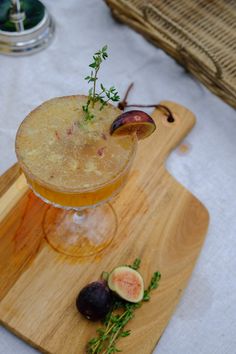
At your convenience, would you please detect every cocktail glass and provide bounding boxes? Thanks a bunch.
[15,96,137,257]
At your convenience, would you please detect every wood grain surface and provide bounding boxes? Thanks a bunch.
[0,163,21,196]
[0,101,209,354]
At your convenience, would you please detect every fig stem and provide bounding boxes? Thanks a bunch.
[101,271,109,282]
[118,83,175,122]
[125,103,175,123]
[118,82,134,111]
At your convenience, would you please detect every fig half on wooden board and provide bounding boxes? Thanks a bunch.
[108,266,144,303]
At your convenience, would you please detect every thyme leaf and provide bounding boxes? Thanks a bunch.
[83,46,120,121]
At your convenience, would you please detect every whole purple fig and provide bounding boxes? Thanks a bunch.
[76,281,113,321]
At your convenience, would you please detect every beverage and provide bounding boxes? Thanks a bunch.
[14,46,157,257]
[16,95,137,209]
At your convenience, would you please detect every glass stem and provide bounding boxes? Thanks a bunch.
[76,210,84,217]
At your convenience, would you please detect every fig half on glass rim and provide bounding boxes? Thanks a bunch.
[110,110,156,140]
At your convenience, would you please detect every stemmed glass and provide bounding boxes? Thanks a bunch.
[15,96,137,257]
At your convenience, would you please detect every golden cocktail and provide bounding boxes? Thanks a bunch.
[15,95,137,256]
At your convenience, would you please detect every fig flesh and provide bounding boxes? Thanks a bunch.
[108,266,144,303]
[110,110,156,140]
[76,281,113,321]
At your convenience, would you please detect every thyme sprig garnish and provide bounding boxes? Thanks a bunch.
[128,257,141,270]
[86,258,161,354]
[83,45,120,121]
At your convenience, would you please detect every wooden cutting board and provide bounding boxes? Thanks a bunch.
[0,101,209,354]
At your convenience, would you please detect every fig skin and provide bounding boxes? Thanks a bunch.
[110,110,156,139]
[108,266,144,303]
[76,280,113,321]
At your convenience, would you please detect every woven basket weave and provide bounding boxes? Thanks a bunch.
[105,0,236,109]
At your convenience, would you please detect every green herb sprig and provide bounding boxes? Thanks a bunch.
[83,45,120,121]
[128,257,141,270]
[86,258,161,354]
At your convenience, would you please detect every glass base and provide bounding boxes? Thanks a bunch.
[43,203,118,257]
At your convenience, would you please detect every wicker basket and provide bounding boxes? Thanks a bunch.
[105,0,236,109]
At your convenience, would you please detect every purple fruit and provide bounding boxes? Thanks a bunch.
[110,110,156,140]
[76,281,113,321]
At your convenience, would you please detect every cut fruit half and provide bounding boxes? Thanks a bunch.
[110,110,156,140]
[108,266,144,303]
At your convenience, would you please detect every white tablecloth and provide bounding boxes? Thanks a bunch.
[0,1,236,353]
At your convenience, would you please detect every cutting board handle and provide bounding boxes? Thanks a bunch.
[151,101,196,161]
